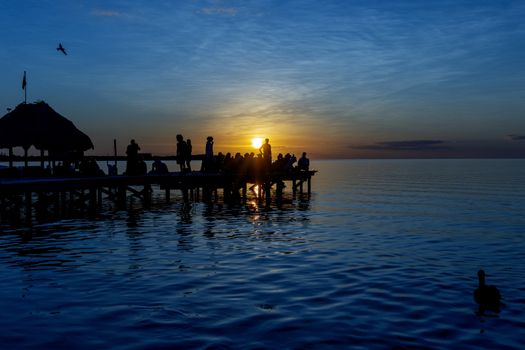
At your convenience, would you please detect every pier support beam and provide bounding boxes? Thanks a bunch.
[25,192,32,225]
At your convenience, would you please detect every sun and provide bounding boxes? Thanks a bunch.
[251,137,263,149]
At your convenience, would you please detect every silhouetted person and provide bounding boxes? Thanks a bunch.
[298,152,310,171]
[57,43,67,55]
[79,157,104,177]
[474,270,501,313]
[151,158,168,174]
[272,153,285,171]
[215,152,225,172]
[138,156,147,175]
[285,153,297,171]
[204,136,214,172]
[259,138,272,170]
[126,139,140,175]
[176,134,187,172]
[186,139,192,171]
[107,163,117,176]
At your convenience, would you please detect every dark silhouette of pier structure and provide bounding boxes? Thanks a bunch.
[0,101,315,226]
[0,160,316,226]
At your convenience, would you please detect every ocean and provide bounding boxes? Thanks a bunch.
[1,159,524,349]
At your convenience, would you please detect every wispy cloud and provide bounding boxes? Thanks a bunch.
[508,134,525,141]
[92,9,123,18]
[196,7,238,16]
[355,140,448,151]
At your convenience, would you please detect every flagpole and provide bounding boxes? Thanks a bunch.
[22,71,27,104]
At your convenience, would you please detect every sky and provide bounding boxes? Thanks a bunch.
[1,0,525,159]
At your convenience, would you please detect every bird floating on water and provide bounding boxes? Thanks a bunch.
[474,269,501,310]
[57,43,67,55]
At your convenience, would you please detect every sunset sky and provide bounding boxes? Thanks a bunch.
[1,0,525,158]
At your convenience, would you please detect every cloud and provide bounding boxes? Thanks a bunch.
[195,7,238,16]
[355,140,448,151]
[508,134,525,141]
[92,9,123,17]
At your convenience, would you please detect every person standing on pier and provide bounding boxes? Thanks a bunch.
[259,138,272,170]
[186,139,192,172]
[126,139,140,175]
[204,136,214,172]
[176,134,188,172]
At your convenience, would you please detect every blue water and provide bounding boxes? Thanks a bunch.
[1,159,524,349]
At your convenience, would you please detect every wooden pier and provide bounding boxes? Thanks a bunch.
[0,170,316,226]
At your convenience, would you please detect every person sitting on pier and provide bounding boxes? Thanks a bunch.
[137,156,147,175]
[285,153,297,171]
[297,152,310,171]
[176,134,188,172]
[107,163,118,176]
[272,153,286,171]
[79,157,105,177]
[150,158,168,174]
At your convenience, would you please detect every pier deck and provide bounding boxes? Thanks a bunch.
[0,170,316,225]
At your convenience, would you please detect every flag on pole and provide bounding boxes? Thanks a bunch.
[22,71,27,90]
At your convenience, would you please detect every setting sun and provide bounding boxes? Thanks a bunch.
[251,137,263,149]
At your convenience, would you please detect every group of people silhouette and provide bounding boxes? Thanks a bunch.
[125,137,309,176]
[176,134,193,172]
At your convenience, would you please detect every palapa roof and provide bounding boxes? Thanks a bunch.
[0,101,94,152]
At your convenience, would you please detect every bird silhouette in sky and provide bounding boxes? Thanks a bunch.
[56,43,67,55]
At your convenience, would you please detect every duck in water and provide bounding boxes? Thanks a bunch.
[474,270,501,313]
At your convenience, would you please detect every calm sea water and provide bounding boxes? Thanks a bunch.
[1,159,524,349]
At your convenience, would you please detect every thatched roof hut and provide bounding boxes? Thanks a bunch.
[0,101,94,153]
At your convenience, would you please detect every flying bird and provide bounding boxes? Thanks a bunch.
[56,43,67,55]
